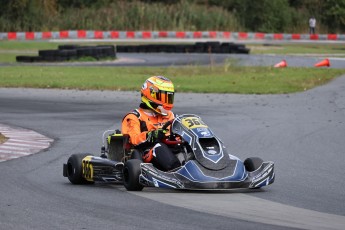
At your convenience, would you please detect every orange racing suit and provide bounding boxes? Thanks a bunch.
[121,108,174,163]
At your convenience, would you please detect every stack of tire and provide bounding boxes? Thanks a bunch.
[16,45,116,63]
[116,41,250,54]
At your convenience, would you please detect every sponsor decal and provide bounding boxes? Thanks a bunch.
[207,149,217,155]
[82,156,94,181]
[195,127,212,137]
[251,165,273,184]
[142,164,184,188]
[181,117,207,129]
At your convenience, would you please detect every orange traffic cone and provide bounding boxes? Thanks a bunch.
[274,60,287,68]
[314,58,330,67]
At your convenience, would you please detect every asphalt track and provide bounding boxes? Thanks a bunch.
[2,53,345,68]
[0,54,345,229]
[93,53,345,68]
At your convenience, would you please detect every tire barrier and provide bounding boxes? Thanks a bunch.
[16,45,116,63]
[116,42,250,54]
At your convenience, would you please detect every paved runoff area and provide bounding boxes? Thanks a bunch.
[0,123,53,162]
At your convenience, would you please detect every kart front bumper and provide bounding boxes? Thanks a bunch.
[139,161,274,190]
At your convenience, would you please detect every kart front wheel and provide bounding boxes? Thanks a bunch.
[123,159,144,191]
[66,153,94,184]
[244,157,263,172]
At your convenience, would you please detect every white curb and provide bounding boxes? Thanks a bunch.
[0,124,53,162]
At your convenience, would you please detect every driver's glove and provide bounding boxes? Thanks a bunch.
[147,129,166,143]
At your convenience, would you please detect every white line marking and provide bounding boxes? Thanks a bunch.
[0,123,54,162]
[4,141,49,148]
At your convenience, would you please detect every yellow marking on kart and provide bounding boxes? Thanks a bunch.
[182,117,207,129]
[108,133,123,144]
[82,156,94,182]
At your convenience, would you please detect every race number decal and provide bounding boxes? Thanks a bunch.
[181,117,207,129]
[82,156,94,181]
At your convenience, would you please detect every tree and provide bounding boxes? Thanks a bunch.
[0,0,58,31]
[229,0,293,32]
[321,0,345,33]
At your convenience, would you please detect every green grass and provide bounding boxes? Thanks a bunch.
[0,133,8,144]
[1,41,345,94]
[1,41,345,63]
[0,41,61,50]
[1,65,344,94]
[1,1,241,32]
[249,44,345,56]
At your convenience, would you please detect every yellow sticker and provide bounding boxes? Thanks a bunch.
[181,117,207,129]
[82,156,94,181]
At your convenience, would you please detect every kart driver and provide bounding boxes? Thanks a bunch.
[121,76,181,171]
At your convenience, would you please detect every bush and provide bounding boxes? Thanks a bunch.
[0,0,343,33]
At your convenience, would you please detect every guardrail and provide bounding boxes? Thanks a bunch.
[1,30,345,41]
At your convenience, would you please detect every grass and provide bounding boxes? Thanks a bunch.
[1,1,241,32]
[0,41,61,50]
[248,43,345,56]
[1,41,345,94]
[1,41,345,63]
[0,133,8,144]
[0,65,344,94]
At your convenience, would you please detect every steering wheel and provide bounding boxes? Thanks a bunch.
[161,119,183,145]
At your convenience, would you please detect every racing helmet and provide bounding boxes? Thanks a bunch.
[141,76,174,115]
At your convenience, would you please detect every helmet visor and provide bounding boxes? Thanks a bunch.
[157,91,174,105]
[151,89,174,105]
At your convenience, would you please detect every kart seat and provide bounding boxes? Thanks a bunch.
[107,130,131,162]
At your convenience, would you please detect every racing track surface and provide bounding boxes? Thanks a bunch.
[1,53,345,68]
[1,73,345,229]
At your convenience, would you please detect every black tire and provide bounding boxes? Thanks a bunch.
[126,46,138,53]
[59,49,77,57]
[205,41,221,53]
[16,56,36,62]
[162,45,175,53]
[123,159,144,191]
[137,45,148,53]
[31,56,43,62]
[76,47,94,58]
[96,45,116,58]
[38,49,60,57]
[236,47,250,54]
[58,44,80,50]
[174,45,185,53]
[244,157,263,172]
[131,149,143,161]
[66,153,94,184]
[40,55,58,62]
[116,45,126,52]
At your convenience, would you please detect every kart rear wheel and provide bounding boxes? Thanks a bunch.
[123,159,144,191]
[244,157,263,172]
[66,153,94,184]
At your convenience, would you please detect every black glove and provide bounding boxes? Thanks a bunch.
[147,129,166,143]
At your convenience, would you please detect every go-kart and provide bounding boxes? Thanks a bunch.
[63,114,275,191]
